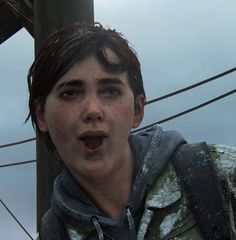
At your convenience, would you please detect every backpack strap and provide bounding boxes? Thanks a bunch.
[173,142,231,240]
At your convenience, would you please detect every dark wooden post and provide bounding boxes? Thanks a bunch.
[34,0,94,229]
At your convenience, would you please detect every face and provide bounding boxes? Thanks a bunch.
[36,50,144,180]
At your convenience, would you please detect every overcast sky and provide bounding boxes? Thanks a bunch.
[0,0,236,239]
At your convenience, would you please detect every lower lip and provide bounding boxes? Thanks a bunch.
[86,146,103,153]
[82,140,105,155]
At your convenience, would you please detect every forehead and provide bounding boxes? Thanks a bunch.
[53,50,129,89]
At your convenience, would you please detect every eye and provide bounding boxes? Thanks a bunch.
[60,89,83,98]
[101,87,121,97]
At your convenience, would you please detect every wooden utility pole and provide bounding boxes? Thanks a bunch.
[34,0,94,229]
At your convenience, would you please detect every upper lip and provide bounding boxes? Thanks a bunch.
[78,130,109,140]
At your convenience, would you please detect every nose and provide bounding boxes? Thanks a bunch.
[81,96,104,123]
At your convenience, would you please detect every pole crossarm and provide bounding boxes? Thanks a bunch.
[0,0,33,45]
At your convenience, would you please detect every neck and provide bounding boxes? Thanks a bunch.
[73,147,134,219]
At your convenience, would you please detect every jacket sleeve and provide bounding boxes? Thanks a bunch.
[209,144,236,237]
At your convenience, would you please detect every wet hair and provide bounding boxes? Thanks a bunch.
[27,22,145,149]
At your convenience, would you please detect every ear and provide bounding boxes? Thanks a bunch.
[132,95,145,128]
[35,101,49,132]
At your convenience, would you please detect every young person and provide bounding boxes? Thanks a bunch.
[27,22,236,239]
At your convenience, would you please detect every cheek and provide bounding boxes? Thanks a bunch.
[47,115,63,139]
[112,101,135,126]
[45,108,71,141]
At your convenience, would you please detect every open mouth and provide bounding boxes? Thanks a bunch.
[79,135,107,150]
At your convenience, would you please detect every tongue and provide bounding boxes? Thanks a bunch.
[84,137,103,150]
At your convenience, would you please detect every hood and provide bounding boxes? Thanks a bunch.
[51,125,185,239]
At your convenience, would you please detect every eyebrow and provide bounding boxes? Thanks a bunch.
[98,78,125,87]
[55,79,84,91]
[55,77,125,91]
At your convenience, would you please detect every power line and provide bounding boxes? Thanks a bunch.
[1,67,236,149]
[0,160,36,168]
[133,88,236,133]
[0,137,36,149]
[145,66,236,105]
[0,199,34,240]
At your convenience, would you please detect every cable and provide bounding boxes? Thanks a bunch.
[1,67,236,149]
[4,0,33,24]
[0,137,36,149]
[0,160,36,168]
[133,88,236,133]
[0,199,34,240]
[145,66,236,105]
